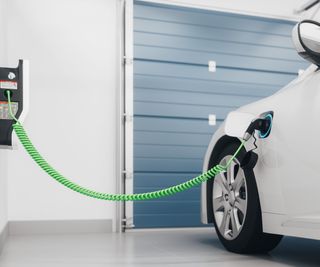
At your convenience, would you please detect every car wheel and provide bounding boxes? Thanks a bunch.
[211,141,282,254]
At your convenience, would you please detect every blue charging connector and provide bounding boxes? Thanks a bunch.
[259,113,273,139]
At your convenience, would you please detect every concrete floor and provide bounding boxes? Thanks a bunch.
[0,228,319,266]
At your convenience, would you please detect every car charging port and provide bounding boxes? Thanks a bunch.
[243,111,274,141]
[258,113,273,139]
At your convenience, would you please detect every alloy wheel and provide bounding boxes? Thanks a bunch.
[212,155,247,240]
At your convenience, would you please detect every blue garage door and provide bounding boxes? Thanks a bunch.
[133,1,307,228]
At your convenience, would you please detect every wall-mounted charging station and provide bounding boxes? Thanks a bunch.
[0,60,29,147]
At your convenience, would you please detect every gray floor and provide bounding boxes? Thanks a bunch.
[0,228,319,266]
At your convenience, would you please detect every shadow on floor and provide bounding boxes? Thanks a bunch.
[264,237,320,267]
[199,234,320,267]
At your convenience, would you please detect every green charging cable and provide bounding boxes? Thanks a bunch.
[6,91,246,201]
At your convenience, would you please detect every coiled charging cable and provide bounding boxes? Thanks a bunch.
[6,91,245,201]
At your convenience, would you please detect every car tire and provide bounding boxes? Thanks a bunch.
[210,141,282,254]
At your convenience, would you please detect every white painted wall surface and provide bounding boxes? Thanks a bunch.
[7,0,118,227]
[0,0,8,233]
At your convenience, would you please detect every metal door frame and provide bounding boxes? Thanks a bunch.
[116,0,134,232]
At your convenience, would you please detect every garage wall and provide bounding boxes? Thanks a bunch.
[0,0,8,233]
[6,0,118,227]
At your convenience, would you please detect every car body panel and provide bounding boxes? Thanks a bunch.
[201,64,320,239]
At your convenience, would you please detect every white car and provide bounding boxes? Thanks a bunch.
[201,20,320,253]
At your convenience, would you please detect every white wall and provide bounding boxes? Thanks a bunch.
[0,0,8,233]
[7,0,118,227]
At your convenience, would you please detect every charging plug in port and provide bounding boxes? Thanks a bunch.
[243,111,274,141]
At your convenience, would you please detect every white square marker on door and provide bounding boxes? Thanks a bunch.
[208,61,216,73]
[208,114,216,126]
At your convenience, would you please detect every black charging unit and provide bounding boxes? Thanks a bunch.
[0,60,27,147]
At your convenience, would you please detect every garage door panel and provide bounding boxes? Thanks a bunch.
[134,117,213,133]
[135,32,300,62]
[135,61,297,87]
[135,158,203,172]
[134,201,200,214]
[135,87,260,107]
[134,173,204,188]
[134,189,200,201]
[134,214,203,228]
[135,46,304,73]
[134,32,296,60]
[135,2,293,36]
[135,102,240,120]
[134,18,293,49]
[135,144,207,159]
[134,131,212,146]
[135,75,279,97]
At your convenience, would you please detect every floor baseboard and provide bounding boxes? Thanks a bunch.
[9,219,113,235]
[126,227,212,233]
[0,223,8,254]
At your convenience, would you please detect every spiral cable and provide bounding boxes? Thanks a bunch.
[6,91,246,201]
